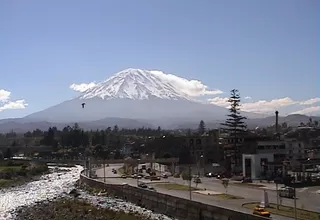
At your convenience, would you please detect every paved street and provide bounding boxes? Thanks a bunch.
[168,176,320,213]
[92,165,320,220]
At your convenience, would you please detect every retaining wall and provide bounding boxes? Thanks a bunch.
[80,173,267,220]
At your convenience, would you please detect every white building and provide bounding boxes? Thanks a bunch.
[242,153,274,179]
[243,139,306,179]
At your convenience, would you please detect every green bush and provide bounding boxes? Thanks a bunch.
[181,171,192,181]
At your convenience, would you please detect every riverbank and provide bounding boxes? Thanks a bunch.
[1,166,173,220]
[11,181,173,220]
[0,160,49,189]
[14,198,152,220]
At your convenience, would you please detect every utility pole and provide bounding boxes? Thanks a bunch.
[294,186,297,220]
[276,183,279,210]
[189,165,192,200]
[103,159,106,182]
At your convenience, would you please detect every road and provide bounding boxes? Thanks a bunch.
[93,165,316,220]
[167,176,320,213]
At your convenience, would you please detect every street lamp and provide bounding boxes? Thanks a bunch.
[136,158,141,186]
[188,165,192,200]
[292,179,297,220]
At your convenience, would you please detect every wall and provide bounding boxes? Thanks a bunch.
[80,172,267,220]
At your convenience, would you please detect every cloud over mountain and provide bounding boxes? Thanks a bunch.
[0,89,28,112]
[69,82,97,92]
[70,68,223,97]
[208,96,320,116]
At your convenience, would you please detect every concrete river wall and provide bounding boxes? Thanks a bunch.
[80,172,268,220]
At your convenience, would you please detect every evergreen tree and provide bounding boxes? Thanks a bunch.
[113,125,119,133]
[198,120,206,135]
[221,89,247,170]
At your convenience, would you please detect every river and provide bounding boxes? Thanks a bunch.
[0,166,173,220]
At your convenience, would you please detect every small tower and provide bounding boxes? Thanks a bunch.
[275,111,279,134]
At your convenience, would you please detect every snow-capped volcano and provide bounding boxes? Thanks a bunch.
[24,68,262,126]
[80,68,195,101]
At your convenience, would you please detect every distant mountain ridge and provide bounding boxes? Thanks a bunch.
[0,114,318,133]
[1,68,317,133]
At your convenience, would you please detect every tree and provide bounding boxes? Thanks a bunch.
[113,125,119,133]
[221,178,229,193]
[182,171,192,181]
[198,120,206,135]
[221,89,247,170]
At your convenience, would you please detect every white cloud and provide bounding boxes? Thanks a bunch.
[290,106,320,115]
[244,96,252,100]
[208,96,320,115]
[0,89,11,103]
[150,70,223,97]
[0,100,28,112]
[209,97,296,113]
[241,97,296,113]
[70,82,97,92]
[208,97,230,108]
[299,98,320,105]
[0,89,28,112]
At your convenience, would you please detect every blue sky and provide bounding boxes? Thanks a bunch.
[0,0,319,119]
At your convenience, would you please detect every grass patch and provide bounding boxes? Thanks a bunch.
[118,166,132,175]
[243,203,320,220]
[16,198,150,220]
[0,161,49,189]
[212,193,244,200]
[232,182,265,188]
[155,183,197,191]
[0,166,22,172]
[0,179,15,188]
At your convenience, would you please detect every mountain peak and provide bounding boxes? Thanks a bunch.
[79,68,195,101]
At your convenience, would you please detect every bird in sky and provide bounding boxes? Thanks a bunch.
[81,103,86,108]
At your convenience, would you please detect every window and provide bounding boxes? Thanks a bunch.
[279,144,285,149]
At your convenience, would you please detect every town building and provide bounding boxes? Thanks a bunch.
[184,129,222,166]
[242,138,307,179]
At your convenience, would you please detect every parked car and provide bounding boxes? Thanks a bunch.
[242,177,252,183]
[121,174,127,178]
[138,183,148,188]
[150,176,161,181]
[279,186,295,199]
[194,177,202,183]
[161,174,168,178]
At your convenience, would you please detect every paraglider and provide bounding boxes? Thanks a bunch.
[81,103,86,108]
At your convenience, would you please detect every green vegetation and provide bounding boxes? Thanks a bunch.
[155,183,197,191]
[0,179,15,188]
[211,193,244,200]
[15,199,150,220]
[232,182,264,188]
[243,203,320,220]
[0,160,48,189]
[181,170,192,181]
[118,166,133,175]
